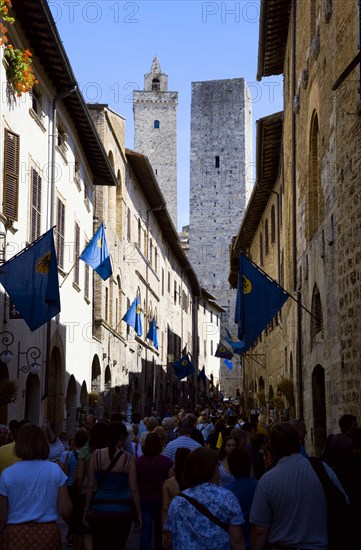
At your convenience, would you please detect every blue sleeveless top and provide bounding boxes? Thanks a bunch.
[90,449,133,514]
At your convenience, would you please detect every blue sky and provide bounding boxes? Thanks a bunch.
[49,1,283,230]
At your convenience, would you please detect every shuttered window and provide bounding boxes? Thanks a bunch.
[56,198,65,269]
[3,129,20,221]
[74,222,80,286]
[84,240,90,300]
[30,168,42,242]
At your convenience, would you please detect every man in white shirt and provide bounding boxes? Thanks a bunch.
[163,417,202,462]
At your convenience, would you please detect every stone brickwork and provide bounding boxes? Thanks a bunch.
[133,57,178,228]
[189,78,252,396]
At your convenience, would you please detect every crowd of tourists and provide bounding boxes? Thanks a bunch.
[0,407,359,549]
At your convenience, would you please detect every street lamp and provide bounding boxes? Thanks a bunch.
[17,342,41,377]
[0,331,14,363]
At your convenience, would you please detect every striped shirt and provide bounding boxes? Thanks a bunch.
[163,435,202,462]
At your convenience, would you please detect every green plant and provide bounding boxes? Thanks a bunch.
[256,390,266,406]
[88,390,99,409]
[277,377,295,408]
[1,0,37,95]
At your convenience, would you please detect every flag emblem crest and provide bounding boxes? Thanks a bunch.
[97,237,102,248]
[36,252,51,274]
[242,275,252,294]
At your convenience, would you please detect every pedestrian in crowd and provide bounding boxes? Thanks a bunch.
[59,428,89,545]
[7,419,19,444]
[218,436,237,486]
[161,447,191,529]
[0,425,9,447]
[163,447,246,550]
[110,412,134,454]
[42,420,65,462]
[197,410,214,443]
[136,432,173,549]
[161,417,178,444]
[131,424,143,458]
[186,412,205,446]
[153,425,167,450]
[292,419,309,458]
[0,423,72,549]
[0,419,30,473]
[249,421,347,550]
[72,421,109,550]
[226,449,258,550]
[230,428,248,451]
[335,426,361,544]
[82,414,96,435]
[84,421,141,550]
[163,417,202,462]
[322,413,357,468]
[207,418,226,450]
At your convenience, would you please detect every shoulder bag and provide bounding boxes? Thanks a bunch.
[178,492,228,531]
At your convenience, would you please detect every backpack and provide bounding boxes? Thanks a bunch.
[309,457,352,550]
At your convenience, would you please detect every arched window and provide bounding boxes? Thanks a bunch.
[152,78,160,91]
[311,284,324,342]
[271,205,276,243]
[308,111,324,239]
[154,119,160,129]
[265,219,269,255]
[260,233,264,266]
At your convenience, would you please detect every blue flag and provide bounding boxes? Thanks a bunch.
[224,329,245,356]
[197,366,207,383]
[122,296,143,337]
[79,223,112,281]
[215,340,234,359]
[146,317,158,349]
[173,354,195,380]
[224,359,233,370]
[235,253,289,352]
[0,228,60,331]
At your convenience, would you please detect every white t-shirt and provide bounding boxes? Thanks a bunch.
[0,459,67,523]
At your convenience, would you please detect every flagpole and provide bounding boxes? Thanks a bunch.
[241,252,318,322]
[59,257,80,288]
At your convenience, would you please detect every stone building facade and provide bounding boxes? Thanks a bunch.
[189,78,253,390]
[133,57,178,228]
[230,0,361,455]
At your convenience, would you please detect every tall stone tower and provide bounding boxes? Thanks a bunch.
[189,78,253,330]
[133,57,178,227]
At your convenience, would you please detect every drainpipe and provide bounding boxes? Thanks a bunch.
[291,1,303,419]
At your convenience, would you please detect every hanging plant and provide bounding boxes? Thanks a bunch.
[1,0,37,95]
[4,45,38,95]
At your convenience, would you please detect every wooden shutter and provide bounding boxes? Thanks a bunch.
[74,222,80,285]
[30,168,42,242]
[56,198,65,269]
[3,129,20,221]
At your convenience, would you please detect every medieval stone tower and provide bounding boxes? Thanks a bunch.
[133,57,178,227]
[189,78,253,330]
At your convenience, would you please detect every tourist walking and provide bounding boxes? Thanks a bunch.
[163,447,246,550]
[0,423,72,549]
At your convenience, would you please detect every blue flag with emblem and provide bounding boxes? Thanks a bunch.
[79,223,112,281]
[122,296,143,337]
[197,366,207,383]
[146,317,158,349]
[224,328,245,356]
[173,354,195,380]
[235,253,289,352]
[215,340,234,359]
[0,228,60,331]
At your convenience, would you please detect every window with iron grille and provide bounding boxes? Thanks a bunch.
[3,129,20,222]
[56,198,65,270]
[30,168,41,242]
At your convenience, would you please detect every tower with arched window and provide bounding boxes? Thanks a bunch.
[133,56,178,227]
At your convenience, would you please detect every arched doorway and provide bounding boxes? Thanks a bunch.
[25,373,40,424]
[91,355,101,393]
[103,366,112,416]
[66,375,77,436]
[312,364,326,456]
[80,381,88,408]
[46,346,63,435]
